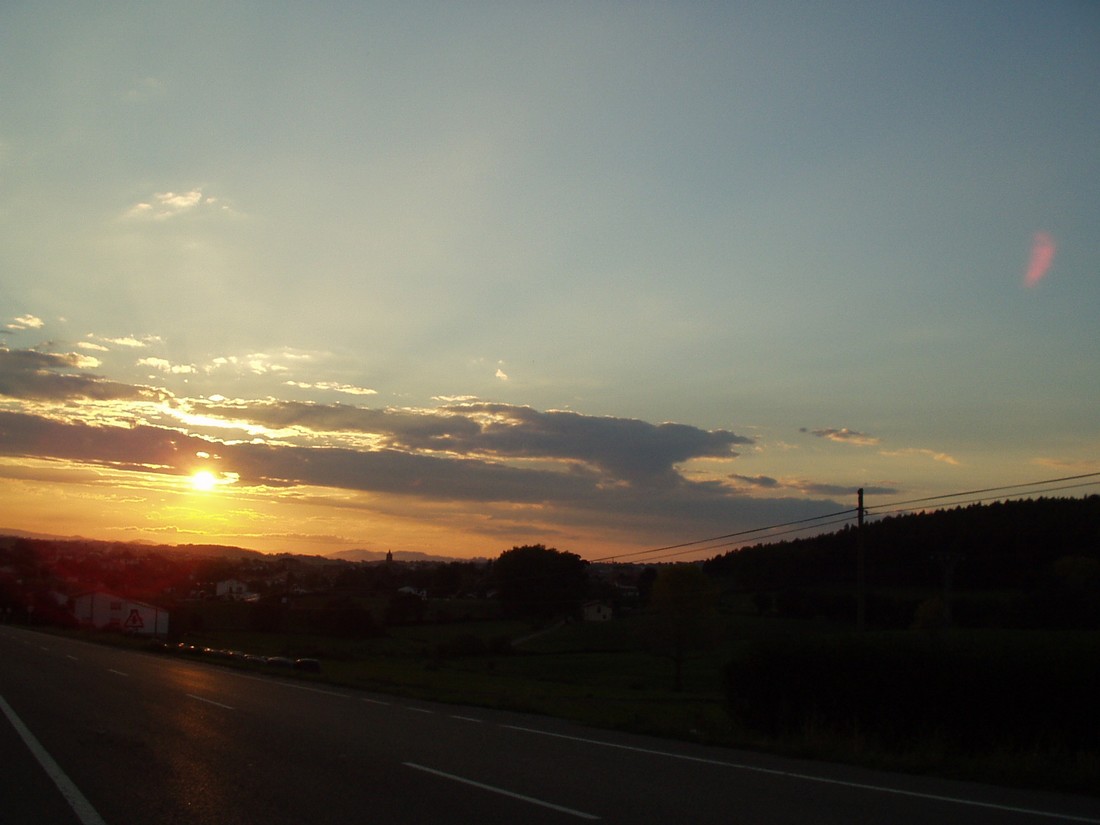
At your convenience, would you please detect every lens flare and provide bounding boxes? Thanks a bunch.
[1025,231,1056,287]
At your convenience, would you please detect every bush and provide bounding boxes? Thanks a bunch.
[723,632,1100,755]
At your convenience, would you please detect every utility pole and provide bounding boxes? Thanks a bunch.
[857,487,866,631]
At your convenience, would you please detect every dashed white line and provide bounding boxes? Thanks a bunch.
[406,706,433,714]
[361,698,391,706]
[186,694,234,710]
[230,671,349,698]
[450,715,483,723]
[404,762,599,820]
[106,669,127,677]
[502,726,1100,824]
[0,694,108,825]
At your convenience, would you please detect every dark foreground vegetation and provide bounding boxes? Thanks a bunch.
[2,495,1098,794]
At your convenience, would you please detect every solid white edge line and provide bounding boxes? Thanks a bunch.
[0,694,109,825]
[404,762,599,820]
[501,725,1100,824]
[186,694,235,710]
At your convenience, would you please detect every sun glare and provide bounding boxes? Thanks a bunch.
[191,470,218,492]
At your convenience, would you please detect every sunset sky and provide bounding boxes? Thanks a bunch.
[1,3,1098,560]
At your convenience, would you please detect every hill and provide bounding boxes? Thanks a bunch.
[703,495,1100,629]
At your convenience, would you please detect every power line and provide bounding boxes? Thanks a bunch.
[642,513,860,563]
[602,470,1100,566]
[866,479,1100,521]
[588,507,856,564]
[865,471,1100,513]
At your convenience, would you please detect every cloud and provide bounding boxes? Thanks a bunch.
[6,315,45,331]
[0,352,859,552]
[138,357,196,375]
[0,348,166,403]
[123,189,229,221]
[730,473,898,498]
[94,335,152,349]
[0,408,844,548]
[879,447,959,466]
[121,76,166,102]
[189,399,752,488]
[729,473,781,489]
[802,427,880,446]
[285,380,377,396]
[207,353,289,375]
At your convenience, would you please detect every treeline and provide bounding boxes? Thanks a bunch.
[702,496,1100,629]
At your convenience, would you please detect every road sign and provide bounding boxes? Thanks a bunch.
[124,608,144,630]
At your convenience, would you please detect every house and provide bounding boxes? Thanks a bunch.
[583,601,613,622]
[71,591,170,636]
[215,578,253,601]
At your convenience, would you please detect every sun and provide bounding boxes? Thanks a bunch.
[191,470,218,492]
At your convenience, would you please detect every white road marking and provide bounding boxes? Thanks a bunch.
[404,762,600,820]
[186,694,234,710]
[67,655,79,661]
[0,694,109,825]
[362,698,391,706]
[106,669,127,677]
[502,726,1100,823]
[450,715,483,723]
[230,671,349,698]
[406,707,433,714]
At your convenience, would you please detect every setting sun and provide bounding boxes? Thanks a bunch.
[191,470,218,492]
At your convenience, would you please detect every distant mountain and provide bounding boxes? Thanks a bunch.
[0,527,85,542]
[326,548,485,563]
[0,532,265,560]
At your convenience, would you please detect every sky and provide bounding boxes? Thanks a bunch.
[1,2,1098,561]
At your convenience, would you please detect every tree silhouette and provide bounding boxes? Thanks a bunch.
[493,544,587,622]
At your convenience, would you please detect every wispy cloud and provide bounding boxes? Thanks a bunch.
[120,76,166,103]
[879,447,960,466]
[730,473,898,497]
[123,189,231,221]
[6,315,44,331]
[802,427,880,446]
[138,357,196,375]
[285,380,377,396]
[90,335,157,349]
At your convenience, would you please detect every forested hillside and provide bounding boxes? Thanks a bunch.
[703,496,1100,629]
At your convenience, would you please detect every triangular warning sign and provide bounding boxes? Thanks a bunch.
[124,608,144,629]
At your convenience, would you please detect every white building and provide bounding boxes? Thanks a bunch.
[215,579,253,600]
[71,591,170,636]
[583,601,613,622]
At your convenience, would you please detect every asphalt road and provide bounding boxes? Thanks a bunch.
[2,626,1098,825]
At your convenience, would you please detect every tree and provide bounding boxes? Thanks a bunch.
[646,564,718,691]
[493,545,588,622]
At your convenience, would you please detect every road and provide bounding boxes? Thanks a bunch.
[2,626,1098,825]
